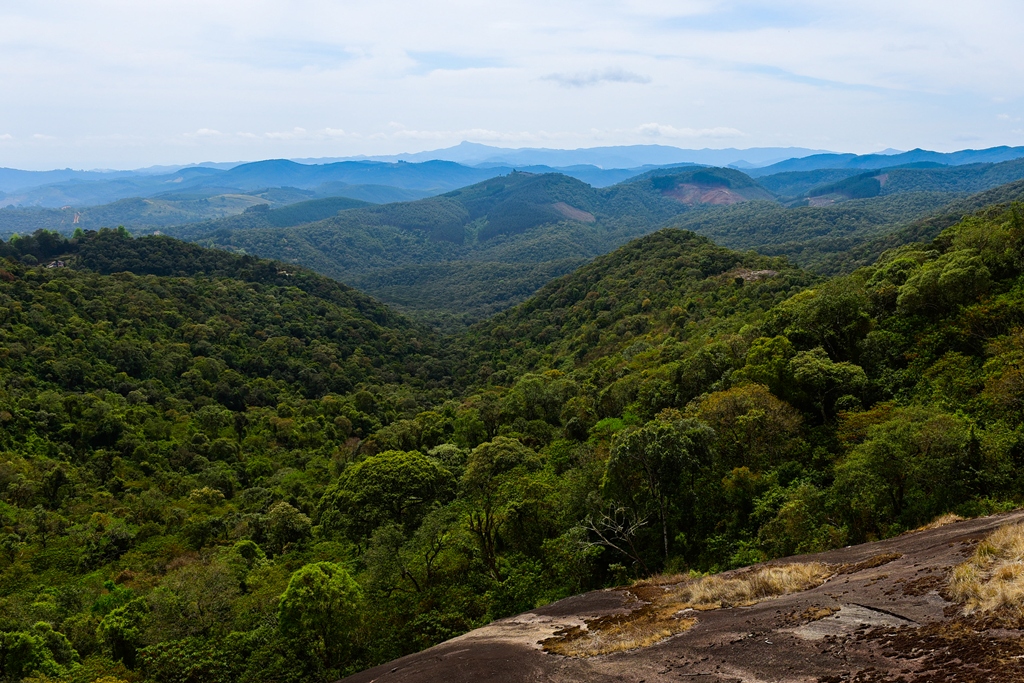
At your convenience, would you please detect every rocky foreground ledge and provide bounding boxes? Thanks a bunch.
[343,509,1024,683]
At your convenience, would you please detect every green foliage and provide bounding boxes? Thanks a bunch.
[277,562,361,672]
[319,451,455,542]
[97,597,149,666]
[604,412,712,560]
[1,199,1024,681]
[834,407,983,534]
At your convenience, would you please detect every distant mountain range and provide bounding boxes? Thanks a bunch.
[0,158,695,209]
[4,143,1024,234]
[302,141,834,169]
[747,146,1024,176]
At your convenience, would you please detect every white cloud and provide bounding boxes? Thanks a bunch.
[2,1,1024,167]
[636,123,746,139]
[264,127,308,140]
[0,134,12,141]
[542,68,651,88]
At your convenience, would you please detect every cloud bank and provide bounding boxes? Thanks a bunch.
[0,1,1021,168]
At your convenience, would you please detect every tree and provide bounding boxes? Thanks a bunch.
[278,562,362,671]
[97,597,149,667]
[265,501,312,555]
[460,437,542,581]
[897,249,991,315]
[789,347,868,421]
[688,384,803,471]
[834,407,974,534]
[604,412,712,562]
[146,559,239,641]
[365,506,458,595]
[0,626,73,682]
[319,450,455,542]
[737,336,795,398]
[766,279,872,362]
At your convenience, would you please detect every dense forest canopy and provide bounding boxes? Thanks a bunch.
[1,191,1024,682]
[10,163,1024,334]
[126,170,1024,330]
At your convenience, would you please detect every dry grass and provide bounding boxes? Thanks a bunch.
[543,563,832,657]
[836,552,902,575]
[917,512,965,532]
[666,562,833,610]
[949,522,1024,616]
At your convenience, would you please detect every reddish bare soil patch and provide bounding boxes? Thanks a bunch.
[551,202,596,222]
[663,184,749,205]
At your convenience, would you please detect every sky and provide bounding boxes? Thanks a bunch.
[1,0,1023,170]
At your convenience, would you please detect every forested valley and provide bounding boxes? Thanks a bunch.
[137,163,1024,331]
[1,189,1024,683]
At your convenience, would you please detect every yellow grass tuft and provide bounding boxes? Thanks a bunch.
[667,562,833,610]
[948,522,1024,616]
[543,563,832,657]
[917,512,965,532]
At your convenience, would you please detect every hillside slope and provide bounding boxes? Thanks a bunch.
[158,168,766,328]
[3,198,1024,682]
[748,145,1024,175]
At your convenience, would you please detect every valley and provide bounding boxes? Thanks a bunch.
[2,187,1024,681]
[2,145,1024,683]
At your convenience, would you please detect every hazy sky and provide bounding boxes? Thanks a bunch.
[1,0,1023,169]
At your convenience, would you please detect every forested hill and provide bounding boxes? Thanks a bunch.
[155,167,764,328]
[669,177,1024,275]
[3,201,1024,683]
[755,156,1024,202]
[142,168,1024,331]
[454,229,816,382]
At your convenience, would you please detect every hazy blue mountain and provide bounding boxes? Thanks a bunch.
[0,160,501,208]
[303,141,832,168]
[753,157,1024,204]
[0,158,715,212]
[747,146,1024,176]
[0,159,668,209]
[0,167,142,193]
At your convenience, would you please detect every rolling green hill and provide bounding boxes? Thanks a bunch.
[753,168,866,197]
[667,193,955,269]
[146,170,1024,329]
[668,178,1024,274]
[2,196,1024,682]
[2,194,1024,679]
[758,157,1024,204]
[155,168,767,328]
[0,193,376,238]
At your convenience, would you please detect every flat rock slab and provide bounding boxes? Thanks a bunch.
[790,604,916,641]
[343,509,1024,683]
